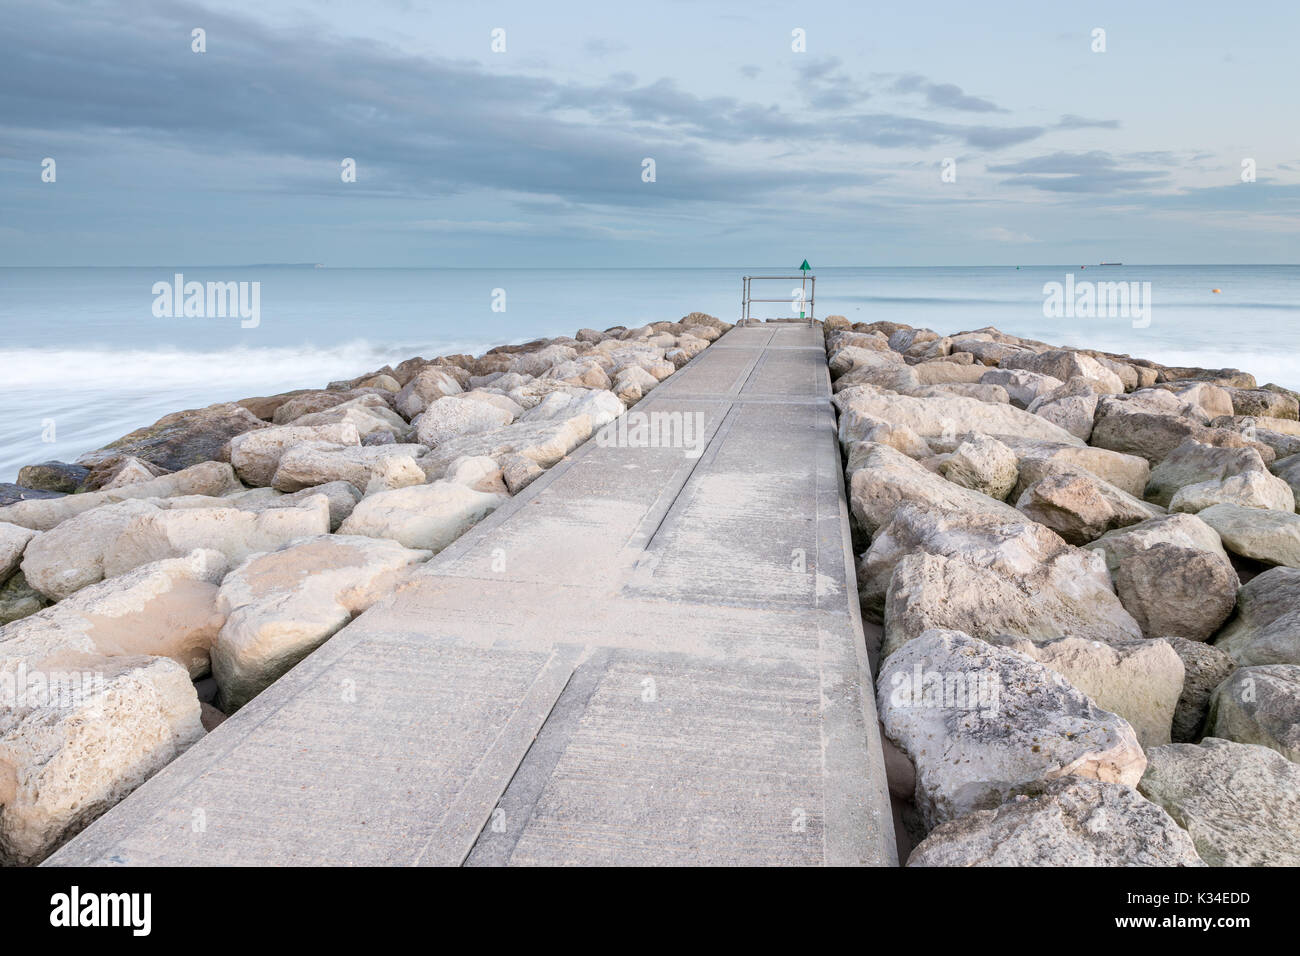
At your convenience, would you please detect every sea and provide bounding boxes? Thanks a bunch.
[2,264,1297,482]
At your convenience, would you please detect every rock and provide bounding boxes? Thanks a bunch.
[912,362,986,386]
[0,484,64,508]
[415,396,514,447]
[91,456,170,491]
[938,435,1018,500]
[1015,468,1163,545]
[22,495,331,601]
[882,548,1141,658]
[0,460,245,532]
[1000,349,1124,394]
[1170,469,1295,514]
[501,453,544,494]
[1092,391,1271,466]
[833,361,920,393]
[1147,439,1278,507]
[1083,514,1238,641]
[907,777,1203,867]
[999,438,1150,499]
[0,573,49,625]
[979,368,1064,408]
[989,635,1183,748]
[1270,453,1300,507]
[1166,637,1237,743]
[1226,387,1299,420]
[0,653,202,866]
[1168,382,1235,419]
[15,462,89,494]
[211,535,430,711]
[393,367,464,419]
[271,389,393,426]
[443,456,509,496]
[508,344,580,378]
[878,629,1146,830]
[0,550,228,678]
[828,345,905,378]
[1214,567,1300,665]
[836,388,1085,446]
[1139,738,1300,866]
[1197,503,1300,568]
[908,383,1010,404]
[418,415,592,482]
[1026,377,1099,441]
[76,402,269,479]
[0,523,38,582]
[228,422,360,487]
[270,443,427,494]
[226,481,362,532]
[338,481,507,551]
[1206,665,1300,762]
[288,399,413,442]
[612,365,659,404]
[845,443,1023,538]
[519,389,625,431]
[844,418,931,459]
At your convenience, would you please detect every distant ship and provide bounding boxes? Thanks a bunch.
[1099,262,1123,266]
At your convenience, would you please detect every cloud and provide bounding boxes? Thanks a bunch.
[1057,114,1121,129]
[987,151,1169,192]
[890,74,1005,113]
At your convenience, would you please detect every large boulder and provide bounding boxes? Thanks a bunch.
[287,398,413,442]
[1090,390,1260,466]
[225,481,362,533]
[21,496,330,601]
[0,460,244,532]
[211,535,430,711]
[415,396,514,447]
[393,366,464,419]
[0,523,38,581]
[519,389,625,431]
[1169,469,1296,514]
[907,777,1203,867]
[1166,636,1237,743]
[1000,349,1124,394]
[1083,514,1238,641]
[229,422,360,487]
[15,462,89,494]
[978,368,1063,408]
[846,443,1022,538]
[271,389,394,426]
[882,547,1141,658]
[509,343,579,378]
[1226,386,1299,420]
[837,389,1084,446]
[999,438,1150,499]
[1014,468,1163,545]
[1206,665,1300,762]
[937,435,1018,500]
[270,443,428,494]
[0,652,202,865]
[1026,377,1099,441]
[1148,438,1283,508]
[1139,738,1300,866]
[989,635,1183,748]
[1197,503,1300,568]
[1271,453,1300,508]
[1214,567,1300,665]
[878,629,1146,830]
[75,402,269,480]
[418,415,592,482]
[0,573,48,625]
[338,480,507,551]
[0,550,227,678]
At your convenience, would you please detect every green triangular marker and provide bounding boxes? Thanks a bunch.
[799,259,811,272]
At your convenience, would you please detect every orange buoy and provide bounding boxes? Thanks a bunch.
[1212,288,1221,293]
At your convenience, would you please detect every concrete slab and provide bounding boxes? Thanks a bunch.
[47,323,897,867]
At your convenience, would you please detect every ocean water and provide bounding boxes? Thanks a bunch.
[2,264,1297,482]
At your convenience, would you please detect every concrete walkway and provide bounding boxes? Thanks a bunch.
[49,323,897,867]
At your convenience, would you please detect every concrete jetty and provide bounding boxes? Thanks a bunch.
[48,323,897,866]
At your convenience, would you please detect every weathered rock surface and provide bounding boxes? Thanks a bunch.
[212,535,430,711]
[15,462,89,494]
[938,435,1018,500]
[418,415,592,482]
[1092,391,1247,466]
[1000,349,1124,394]
[415,396,514,447]
[0,550,228,677]
[989,635,1183,748]
[229,422,361,487]
[1000,438,1150,499]
[271,443,427,494]
[1166,636,1237,743]
[393,366,464,419]
[979,368,1063,408]
[0,460,244,532]
[1083,514,1238,641]
[1148,437,1286,507]
[1214,567,1300,665]
[75,402,269,479]
[1014,468,1163,545]
[1026,377,1099,441]
[22,496,330,600]
[878,629,1146,829]
[837,388,1084,446]
[907,777,1203,867]
[1271,453,1300,509]
[1206,665,1300,762]
[1169,469,1295,514]
[0,653,202,866]
[338,481,507,551]
[1198,503,1300,568]
[0,523,38,582]
[1139,738,1300,866]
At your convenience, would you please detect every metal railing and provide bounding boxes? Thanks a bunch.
[741,274,816,323]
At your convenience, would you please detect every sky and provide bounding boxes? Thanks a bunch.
[1,0,1298,267]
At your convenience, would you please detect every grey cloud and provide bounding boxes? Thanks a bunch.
[890,74,1005,112]
[988,151,1169,192]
